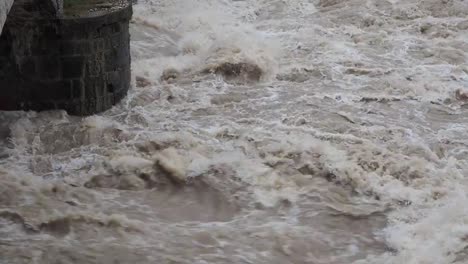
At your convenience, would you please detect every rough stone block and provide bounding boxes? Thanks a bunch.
[72,79,83,98]
[85,58,102,77]
[111,33,122,47]
[94,39,105,51]
[33,101,56,111]
[104,49,118,71]
[76,41,91,54]
[0,82,18,110]
[47,81,72,100]
[83,76,101,98]
[37,57,61,79]
[60,23,90,40]
[61,56,84,79]
[110,23,121,34]
[19,57,36,75]
[60,40,76,55]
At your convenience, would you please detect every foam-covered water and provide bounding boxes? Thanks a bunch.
[1,0,468,263]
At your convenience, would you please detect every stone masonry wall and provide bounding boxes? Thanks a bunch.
[57,6,132,115]
[0,1,132,115]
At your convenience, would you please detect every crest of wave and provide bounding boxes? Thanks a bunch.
[133,0,280,82]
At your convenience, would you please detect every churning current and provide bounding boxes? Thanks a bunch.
[1,0,468,263]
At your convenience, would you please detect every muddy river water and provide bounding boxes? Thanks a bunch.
[1,0,468,263]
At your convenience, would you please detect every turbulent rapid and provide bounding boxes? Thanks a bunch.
[2,0,468,263]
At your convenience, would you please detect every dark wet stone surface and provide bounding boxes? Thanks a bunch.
[64,0,130,17]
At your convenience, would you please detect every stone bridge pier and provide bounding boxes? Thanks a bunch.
[0,0,132,115]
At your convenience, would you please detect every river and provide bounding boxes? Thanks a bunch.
[1,0,468,263]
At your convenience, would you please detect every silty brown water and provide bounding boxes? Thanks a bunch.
[1,0,468,263]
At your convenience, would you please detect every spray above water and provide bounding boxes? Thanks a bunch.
[131,0,279,85]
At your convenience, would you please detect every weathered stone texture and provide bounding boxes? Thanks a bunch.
[0,1,132,115]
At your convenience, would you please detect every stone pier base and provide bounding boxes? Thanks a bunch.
[0,1,132,115]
